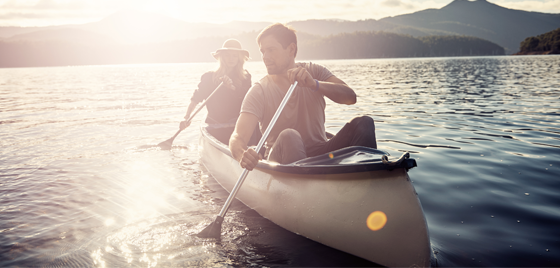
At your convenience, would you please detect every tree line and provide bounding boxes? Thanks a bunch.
[517,28,560,54]
[300,31,505,59]
[0,30,505,68]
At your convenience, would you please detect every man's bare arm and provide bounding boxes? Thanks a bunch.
[288,67,356,105]
[229,112,261,170]
[319,75,356,105]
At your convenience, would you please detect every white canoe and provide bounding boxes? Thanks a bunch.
[199,126,431,267]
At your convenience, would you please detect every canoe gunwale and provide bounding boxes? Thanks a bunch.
[201,126,417,175]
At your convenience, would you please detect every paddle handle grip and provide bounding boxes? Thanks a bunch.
[217,81,298,218]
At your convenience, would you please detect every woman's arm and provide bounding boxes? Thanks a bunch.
[184,100,198,120]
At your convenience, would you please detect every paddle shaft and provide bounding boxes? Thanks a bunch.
[217,81,298,218]
[165,82,225,143]
[185,81,224,127]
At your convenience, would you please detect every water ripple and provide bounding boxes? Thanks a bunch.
[1,56,559,267]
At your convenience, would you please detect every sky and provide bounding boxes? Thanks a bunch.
[0,0,559,27]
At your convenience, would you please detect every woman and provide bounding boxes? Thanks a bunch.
[180,39,254,144]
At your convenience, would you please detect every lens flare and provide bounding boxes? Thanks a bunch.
[367,211,387,231]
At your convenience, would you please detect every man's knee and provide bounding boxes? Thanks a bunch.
[277,128,302,143]
[269,128,306,164]
[349,116,375,131]
[348,116,377,148]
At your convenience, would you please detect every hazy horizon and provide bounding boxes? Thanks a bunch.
[1,0,559,27]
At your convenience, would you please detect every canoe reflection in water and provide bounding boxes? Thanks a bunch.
[199,126,431,267]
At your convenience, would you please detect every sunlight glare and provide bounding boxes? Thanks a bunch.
[366,211,387,231]
[104,218,115,226]
[127,162,163,207]
[139,0,238,23]
[91,248,106,268]
[142,0,176,13]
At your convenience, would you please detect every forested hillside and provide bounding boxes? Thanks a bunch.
[300,32,504,59]
[516,28,560,55]
[0,30,505,67]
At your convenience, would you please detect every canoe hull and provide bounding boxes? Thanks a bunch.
[199,127,431,267]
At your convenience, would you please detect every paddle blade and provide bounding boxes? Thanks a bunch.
[196,216,224,238]
[157,138,174,150]
[158,129,182,150]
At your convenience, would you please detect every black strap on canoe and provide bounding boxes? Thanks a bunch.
[382,152,416,170]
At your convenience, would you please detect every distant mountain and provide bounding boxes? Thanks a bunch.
[286,19,452,38]
[79,10,270,43]
[379,0,560,54]
[287,19,391,36]
[1,1,558,53]
[0,29,504,68]
[0,26,43,38]
[7,28,115,44]
[286,0,560,54]
[80,9,191,43]
[0,0,558,67]
[0,9,271,44]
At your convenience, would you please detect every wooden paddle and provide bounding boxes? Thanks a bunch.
[158,82,224,150]
[197,81,299,238]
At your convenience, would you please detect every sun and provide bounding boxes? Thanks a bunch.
[139,0,236,24]
[140,0,176,14]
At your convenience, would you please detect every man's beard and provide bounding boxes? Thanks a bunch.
[265,61,286,75]
[266,66,281,75]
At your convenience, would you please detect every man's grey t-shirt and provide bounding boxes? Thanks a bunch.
[241,62,334,154]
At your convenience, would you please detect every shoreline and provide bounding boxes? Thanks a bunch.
[513,50,560,55]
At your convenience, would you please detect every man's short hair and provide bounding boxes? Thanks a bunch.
[257,23,298,57]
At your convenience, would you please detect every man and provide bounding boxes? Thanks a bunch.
[229,23,377,170]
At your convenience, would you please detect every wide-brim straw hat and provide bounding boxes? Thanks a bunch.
[211,39,250,60]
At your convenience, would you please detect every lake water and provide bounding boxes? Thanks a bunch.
[1,56,559,267]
